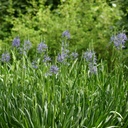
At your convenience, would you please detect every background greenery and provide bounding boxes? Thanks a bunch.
[0,0,128,55]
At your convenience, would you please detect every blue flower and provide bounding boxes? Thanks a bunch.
[62,30,70,39]
[1,52,10,62]
[71,52,78,59]
[32,61,38,69]
[43,55,51,63]
[83,50,97,75]
[57,42,70,63]
[12,37,20,47]
[50,65,59,74]
[83,50,96,64]
[18,47,26,55]
[37,42,47,53]
[88,63,97,74]
[24,40,32,51]
[111,33,127,48]
[57,53,66,62]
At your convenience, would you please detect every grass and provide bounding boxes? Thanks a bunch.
[0,44,128,128]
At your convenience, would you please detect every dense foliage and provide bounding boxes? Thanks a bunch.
[0,1,128,127]
[0,0,127,56]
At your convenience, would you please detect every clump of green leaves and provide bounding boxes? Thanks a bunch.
[1,0,124,56]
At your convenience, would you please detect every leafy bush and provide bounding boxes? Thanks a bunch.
[118,0,128,30]
[1,0,123,56]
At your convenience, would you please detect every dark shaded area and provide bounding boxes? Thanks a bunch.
[45,0,61,10]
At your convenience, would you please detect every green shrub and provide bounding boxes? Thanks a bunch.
[1,0,126,62]
[4,1,122,54]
